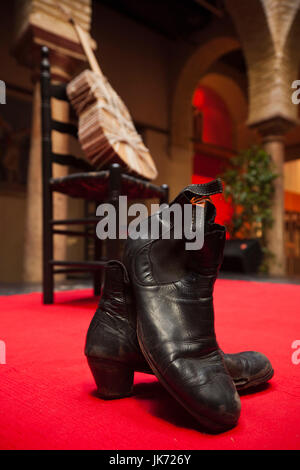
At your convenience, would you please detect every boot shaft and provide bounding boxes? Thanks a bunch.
[98,263,135,327]
[124,180,225,295]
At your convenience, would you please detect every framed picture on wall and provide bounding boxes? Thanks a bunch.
[0,85,32,194]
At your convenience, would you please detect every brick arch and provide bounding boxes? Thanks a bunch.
[225,0,300,124]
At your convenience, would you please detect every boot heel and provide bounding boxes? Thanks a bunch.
[87,357,134,399]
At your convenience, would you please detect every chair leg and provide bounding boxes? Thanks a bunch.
[41,48,54,304]
[42,207,54,304]
[160,184,169,205]
[107,163,122,261]
[43,221,54,304]
[43,263,54,304]
[93,237,102,296]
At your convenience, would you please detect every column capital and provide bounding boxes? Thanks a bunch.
[12,0,95,82]
[248,115,299,142]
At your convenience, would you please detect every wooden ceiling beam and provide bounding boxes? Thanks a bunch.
[194,0,224,17]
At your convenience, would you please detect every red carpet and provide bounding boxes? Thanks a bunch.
[0,280,299,450]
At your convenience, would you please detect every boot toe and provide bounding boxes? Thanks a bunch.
[241,351,274,385]
[162,357,241,433]
[225,351,274,390]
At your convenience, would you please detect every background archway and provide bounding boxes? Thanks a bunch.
[169,35,241,199]
[192,85,233,226]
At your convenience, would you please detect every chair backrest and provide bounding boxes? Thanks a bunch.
[40,45,169,206]
[40,45,93,181]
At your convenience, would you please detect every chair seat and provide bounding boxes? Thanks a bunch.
[50,171,165,201]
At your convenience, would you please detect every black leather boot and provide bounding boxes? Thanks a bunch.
[122,180,243,432]
[85,261,150,399]
[85,263,273,400]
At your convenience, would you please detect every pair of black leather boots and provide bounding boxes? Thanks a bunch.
[85,180,273,433]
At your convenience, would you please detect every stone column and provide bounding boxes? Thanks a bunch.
[12,0,95,283]
[252,117,296,275]
[264,137,285,275]
[23,79,43,283]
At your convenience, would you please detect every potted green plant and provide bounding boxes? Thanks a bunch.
[220,145,278,273]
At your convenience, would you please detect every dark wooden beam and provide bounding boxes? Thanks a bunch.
[194,0,223,17]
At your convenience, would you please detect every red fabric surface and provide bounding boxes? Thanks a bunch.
[0,280,299,450]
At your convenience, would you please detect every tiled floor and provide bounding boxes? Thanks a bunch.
[0,279,92,296]
[219,271,300,285]
[0,272,299,296]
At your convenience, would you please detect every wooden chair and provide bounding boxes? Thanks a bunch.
[40,46,169,304]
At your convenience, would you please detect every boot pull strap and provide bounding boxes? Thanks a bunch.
[183,179,223,199]
[190,196,212,206]
[171,179,223,206]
